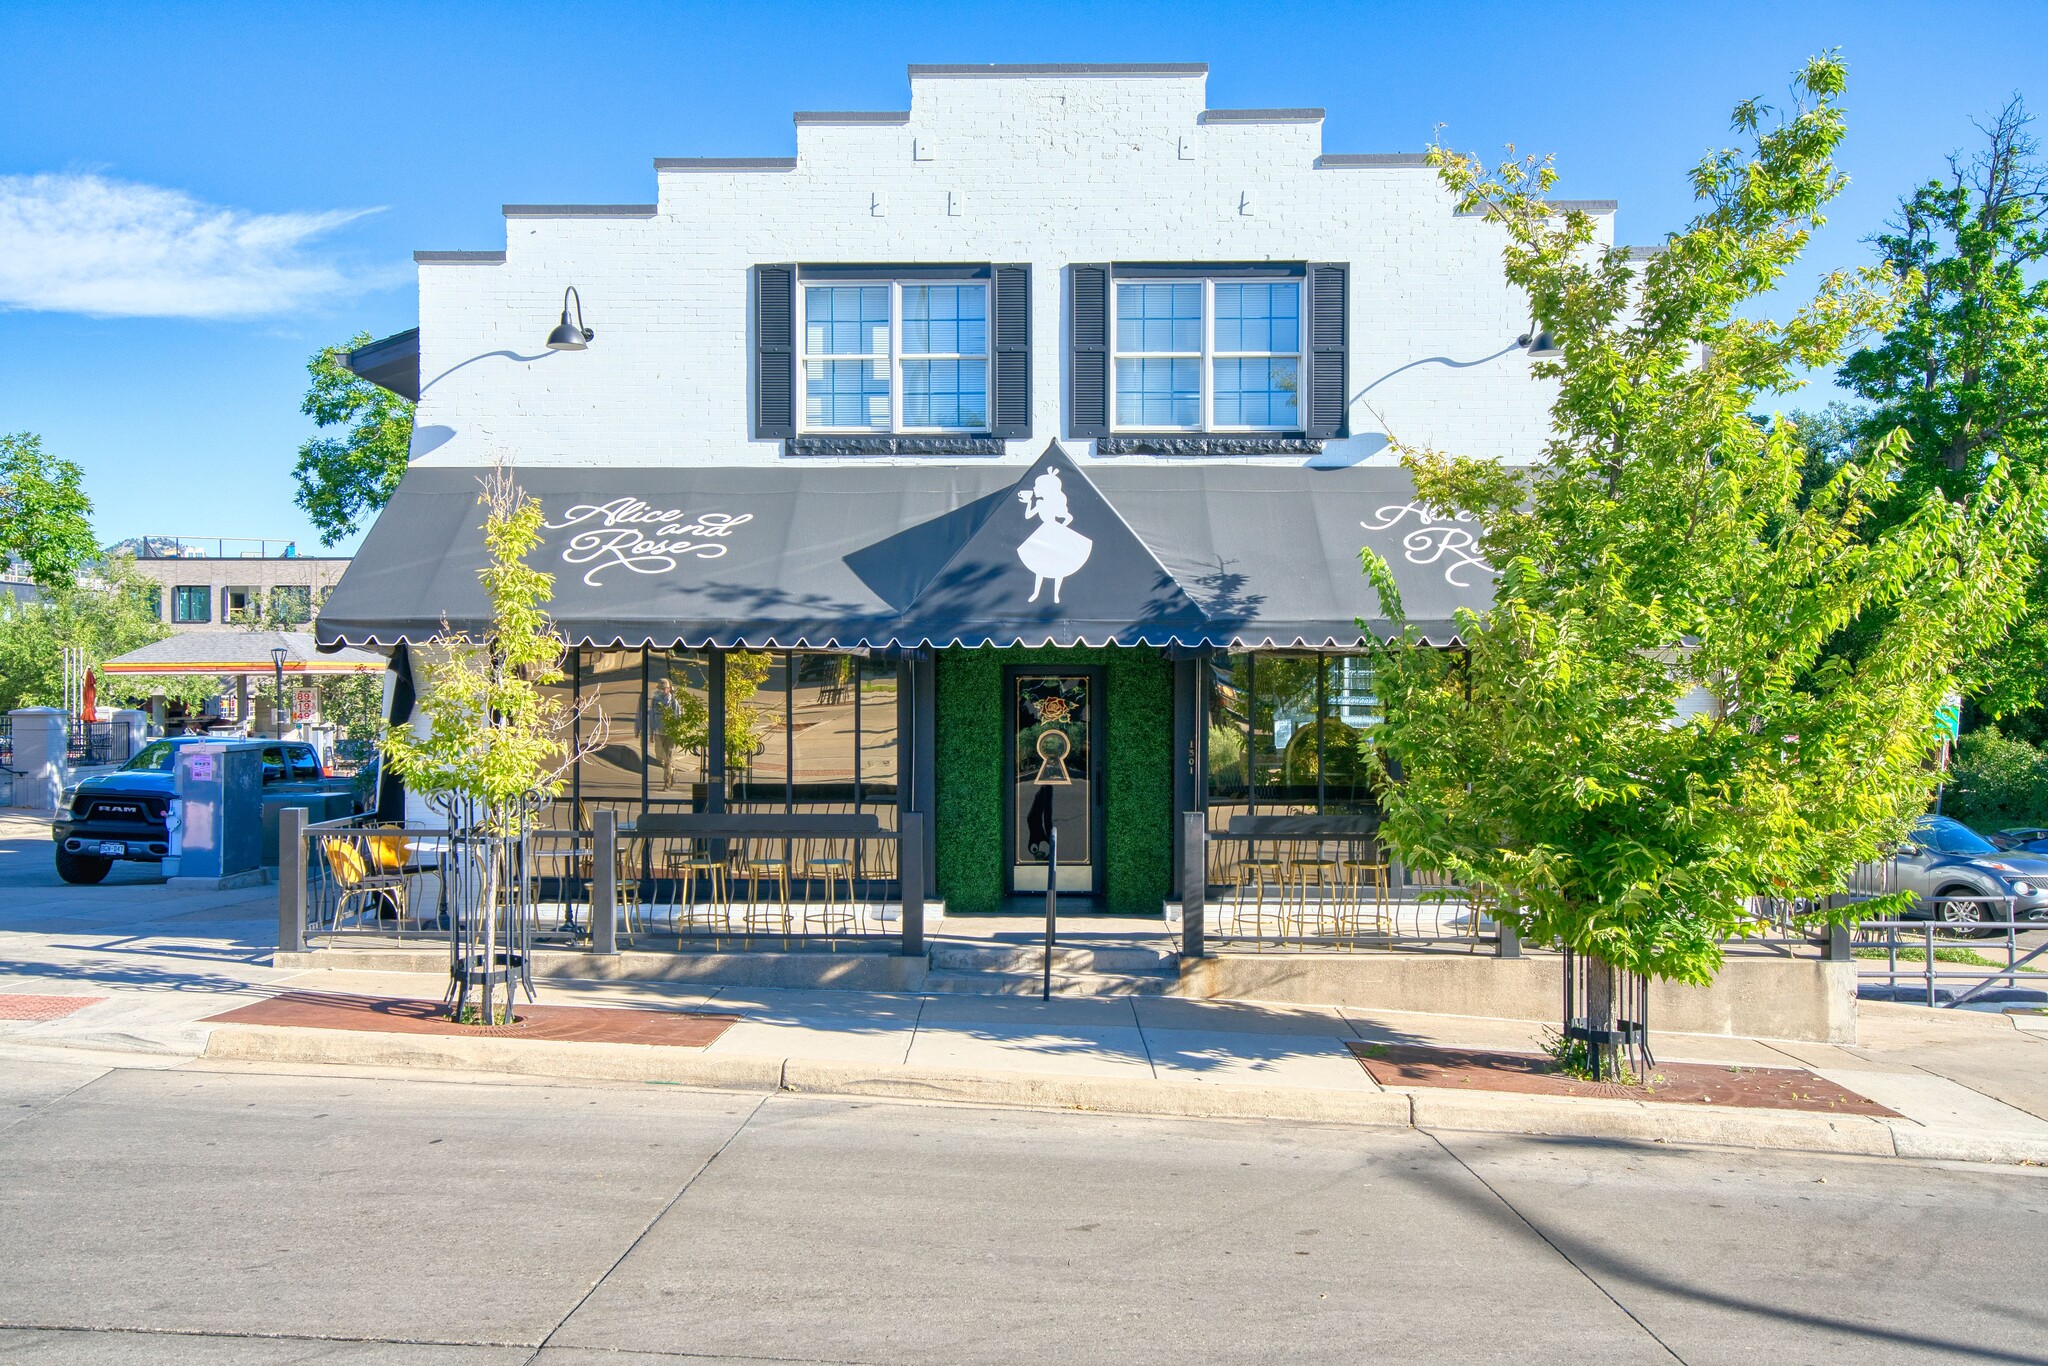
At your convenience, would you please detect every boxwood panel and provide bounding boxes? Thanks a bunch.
[933,646,1172,914]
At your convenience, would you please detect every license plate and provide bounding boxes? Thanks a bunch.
[96,842,126,856]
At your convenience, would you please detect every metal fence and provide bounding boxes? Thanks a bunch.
[1851,897,2048,1007]
[66,720,113,766]
[279,807,929,959]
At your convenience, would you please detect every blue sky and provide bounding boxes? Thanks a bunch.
[2,0,2044,553]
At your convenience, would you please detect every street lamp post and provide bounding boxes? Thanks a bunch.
[270,646,289,738]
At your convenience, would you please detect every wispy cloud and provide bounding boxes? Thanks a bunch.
[0,172,390,319]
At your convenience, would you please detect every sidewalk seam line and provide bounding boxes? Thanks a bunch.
[530,1089,773,1363]
[1426,1132,1688,1364]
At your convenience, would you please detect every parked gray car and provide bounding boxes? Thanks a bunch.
[1895,816,2048,929]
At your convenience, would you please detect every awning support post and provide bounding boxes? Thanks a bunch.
[592,808,618,955]
[278,806,308,955]
[899,812,925,958]
[1181,811,1207,959]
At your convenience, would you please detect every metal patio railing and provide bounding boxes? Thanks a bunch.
[279,806,929,960]
[1851,896,2048,1007]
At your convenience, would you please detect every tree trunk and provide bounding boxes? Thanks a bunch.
[479,839,500,1025]
[1581,953,1623,1081]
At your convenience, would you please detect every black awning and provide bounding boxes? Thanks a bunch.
[316,443,1490,651]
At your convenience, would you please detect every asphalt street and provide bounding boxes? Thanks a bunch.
[2,1058,2045,1365]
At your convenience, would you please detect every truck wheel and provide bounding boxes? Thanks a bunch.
[54,849,112,885]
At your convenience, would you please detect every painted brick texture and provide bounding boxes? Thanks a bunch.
[412,67,1608,472]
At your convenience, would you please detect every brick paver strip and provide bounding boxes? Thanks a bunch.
[1348,1042,1900,1117]
[204,991,739,1048]
[0,995,107,1021]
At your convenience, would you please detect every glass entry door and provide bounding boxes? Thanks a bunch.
[1007,670,1102,895]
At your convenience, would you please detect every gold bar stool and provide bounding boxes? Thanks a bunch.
[1287,841,1343,950]
[664,841,729,946]
[736,838,793,948]
[802,837,859,946]
[1230,841,1288,950]
[1339,840,1393,947]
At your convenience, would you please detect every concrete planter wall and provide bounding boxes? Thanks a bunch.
[1180,953,1857,1044]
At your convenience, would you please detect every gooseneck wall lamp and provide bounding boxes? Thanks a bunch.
[546,286,595,351]
[1517,326,1561,359]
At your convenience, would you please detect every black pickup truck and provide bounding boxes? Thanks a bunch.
[54,736,358,883]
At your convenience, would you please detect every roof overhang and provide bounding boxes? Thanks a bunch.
[339,328,420,403]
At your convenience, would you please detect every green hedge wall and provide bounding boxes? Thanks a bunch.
[934,646,1173,913]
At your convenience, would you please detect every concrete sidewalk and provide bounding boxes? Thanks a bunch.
[12,950,2048,1165]
[8,808,2048,1167]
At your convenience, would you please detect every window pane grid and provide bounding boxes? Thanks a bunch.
[1112,277,1303,433]
[801,279,989,434]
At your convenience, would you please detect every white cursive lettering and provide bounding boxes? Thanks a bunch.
[542,501,755,586]
[1361,502,1494,589]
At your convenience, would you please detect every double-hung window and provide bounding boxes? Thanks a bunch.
[171,586,210,624]
[1113,279,1301,431]
[801,281,989,432]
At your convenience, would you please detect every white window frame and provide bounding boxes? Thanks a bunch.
[1110,276,1303,433]
[799,279,990,435]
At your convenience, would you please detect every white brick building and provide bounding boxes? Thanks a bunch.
[401,62,1604,472]
[327,62,1613,926]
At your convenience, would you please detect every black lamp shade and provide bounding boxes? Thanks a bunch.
[1523,330,1561,358]
[546,314,592,351]
[547,286,594,351]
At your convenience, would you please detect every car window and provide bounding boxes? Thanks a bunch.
[122,741,179,773]
[287,745,322,779]
[1921,817,1998,855]
[260,746,286,782]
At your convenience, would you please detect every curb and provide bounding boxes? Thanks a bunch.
[202,1024,785,1091]
[196,1021,2048,1166]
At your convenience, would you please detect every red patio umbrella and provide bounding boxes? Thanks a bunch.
[81,667,97,722]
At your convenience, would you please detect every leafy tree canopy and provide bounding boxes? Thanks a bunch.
[1363,57,2045,1013]
[0,559,168,712]
[0,432,98,589]
[294,333,413,546]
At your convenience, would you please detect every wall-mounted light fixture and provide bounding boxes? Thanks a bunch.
[546,286,595,351]
[1517,327,1561,359]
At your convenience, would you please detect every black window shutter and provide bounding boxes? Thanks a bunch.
[1069,265,1110,438]
[755,264,796,439]
[1305,262,1349,439]
[990,264,1031,438]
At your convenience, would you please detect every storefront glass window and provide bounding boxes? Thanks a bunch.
[857,656,899,813]
[647,650,712,809]
[1205,649,1380,827]
[726,651,784,809]
[576,649,645,828]
[557,647,900,829]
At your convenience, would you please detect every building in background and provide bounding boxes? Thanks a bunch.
[120,538,351,633]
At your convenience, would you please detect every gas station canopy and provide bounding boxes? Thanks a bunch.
[99,630,386,676]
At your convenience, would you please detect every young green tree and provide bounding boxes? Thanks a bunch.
[1363,56,2047,1074]
[381,467,601,1022]
[294,333,414,546]
[1832,97,2048,718]
[0,433,98,588]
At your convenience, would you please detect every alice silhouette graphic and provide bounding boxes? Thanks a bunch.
[1016,466,1094,603]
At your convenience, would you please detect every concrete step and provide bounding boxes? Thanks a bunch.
[919,968,1180,998]
[929,942,1178,976]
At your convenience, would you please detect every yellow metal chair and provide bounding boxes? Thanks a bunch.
[1286,840,1343,949]
[321,834,412,934]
